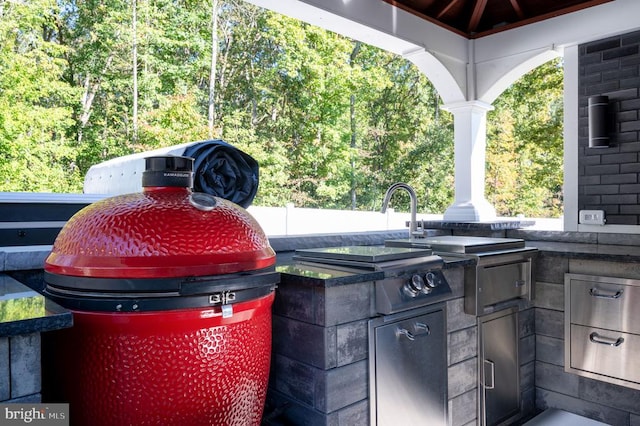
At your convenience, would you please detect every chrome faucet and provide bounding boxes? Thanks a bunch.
[381,182,421,238]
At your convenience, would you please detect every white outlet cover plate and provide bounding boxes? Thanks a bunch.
[579,210,606,225]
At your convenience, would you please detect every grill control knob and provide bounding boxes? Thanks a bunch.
[403,274,425,297]
[425,271,439,289]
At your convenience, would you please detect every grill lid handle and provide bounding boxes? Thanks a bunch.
[142,155,194,188]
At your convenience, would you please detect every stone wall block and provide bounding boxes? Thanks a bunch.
[535,308,564,339]
[315,360,368,413]
[0,337,8,401]
[336,320,368,367]
[448,326,477,366]
[536,335,564,366]
[317,283,373,326]
[9,333,41,399]
[534,281,564,310]
[448,357,477,399]
[448,388,477,426]
[272,316,337,369]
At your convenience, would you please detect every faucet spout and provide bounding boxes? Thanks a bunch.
[381,182,420,238]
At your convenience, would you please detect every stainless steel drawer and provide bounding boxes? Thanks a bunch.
[478,261,529,307]
[570,278,640,335]
[569,324,640,386]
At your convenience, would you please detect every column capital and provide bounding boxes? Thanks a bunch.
[442,100,494,113]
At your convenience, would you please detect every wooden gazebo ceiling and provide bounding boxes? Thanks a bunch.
[384,0,614,38]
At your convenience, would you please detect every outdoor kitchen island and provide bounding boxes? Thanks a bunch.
[4,231,640,425]
[265,241,538,426]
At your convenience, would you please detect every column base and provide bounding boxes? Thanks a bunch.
[443,200,497,221]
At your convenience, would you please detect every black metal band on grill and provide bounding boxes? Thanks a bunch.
[43,268,279,312]
[44,268,278,293]
[43,284,275,312]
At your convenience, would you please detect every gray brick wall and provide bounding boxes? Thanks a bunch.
[579,31,640,225]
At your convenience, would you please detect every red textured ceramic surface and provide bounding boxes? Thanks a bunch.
[46,294,273,426]
[45,187,275,278]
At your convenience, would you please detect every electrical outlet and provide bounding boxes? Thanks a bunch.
[579,210,606,225]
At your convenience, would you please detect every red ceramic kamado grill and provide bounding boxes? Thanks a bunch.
[43,156,279,426]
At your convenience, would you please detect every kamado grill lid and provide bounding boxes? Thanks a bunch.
[44,156,275,279]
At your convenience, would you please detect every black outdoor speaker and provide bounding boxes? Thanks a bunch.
[588,95,609,148]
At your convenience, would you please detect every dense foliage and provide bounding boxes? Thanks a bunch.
[0,0,563,216]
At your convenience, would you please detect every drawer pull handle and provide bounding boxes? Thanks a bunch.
[514,279,526,288]
[483,360,495,390]
[589,288,623,299]
[397,323,430,341]
[589,332,624,347]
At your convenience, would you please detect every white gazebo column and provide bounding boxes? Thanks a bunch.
[442,100,497,221]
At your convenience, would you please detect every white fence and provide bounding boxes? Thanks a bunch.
[246,204,425,236]
[247,204,562,236]
[0,192,562,237]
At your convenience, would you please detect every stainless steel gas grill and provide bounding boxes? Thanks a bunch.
[294,245,451,426]
[388,236,537,316]
[294,245,451,314]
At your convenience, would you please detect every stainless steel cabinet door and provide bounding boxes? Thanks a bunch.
[480,309,519,426]
[372,309,446,426]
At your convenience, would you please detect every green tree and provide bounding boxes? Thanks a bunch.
[352,46,454,213]
[487,58,564,217]
[1,0,563,221]
[0,0,81,192]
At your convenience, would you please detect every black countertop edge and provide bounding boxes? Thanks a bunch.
[421,220,536,231]
[527,240,640,262]
[276,255,471,287]
[277,263,384,287]
[0,274,73,337]
[0,308,73,337]
[0,300,72,338]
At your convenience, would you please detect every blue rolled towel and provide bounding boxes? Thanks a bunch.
[183,139,259,208]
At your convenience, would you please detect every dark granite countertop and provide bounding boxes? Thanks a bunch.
[0,274,72,337]
[277,262,384,287]
[276,252,472,287]
[526,240,640,262]
[421,219,536,231]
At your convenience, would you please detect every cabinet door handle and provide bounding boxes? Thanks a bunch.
[483,360,495,390]
[396,322,430,341]
[514,279,526,288]
[589,288,623,299]
[589,332,624,347]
